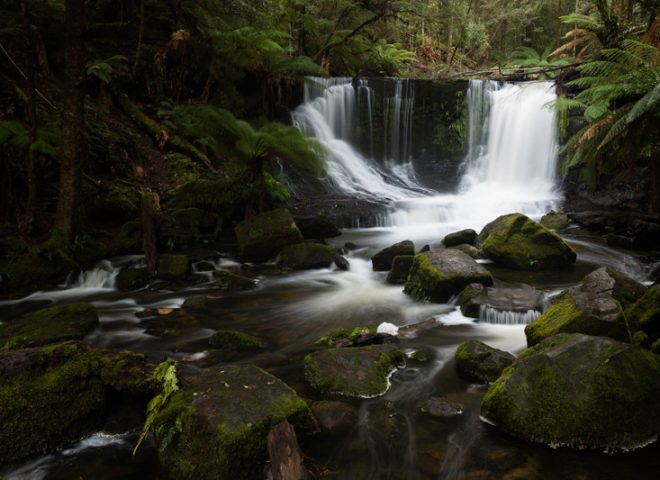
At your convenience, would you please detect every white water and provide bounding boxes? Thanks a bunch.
[294,78,561,242]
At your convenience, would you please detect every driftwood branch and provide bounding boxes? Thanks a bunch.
[447,62,587,79]
[267,421,308,480]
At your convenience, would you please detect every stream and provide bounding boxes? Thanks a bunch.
[1,78,658,479]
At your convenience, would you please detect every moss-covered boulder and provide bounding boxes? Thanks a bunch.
[157,255,190,281]
[460,286,545,320]
[304,345,404,398]
[624,284,660,341]
[447,243,481,258]
[293,215,341,239]
[0,250,68,293]
[277,242,337,270]
[481,333,660,450]
[404,250,493,303]
[213,269,257,291]
[152,364,316,480]
[371,240,415,271]
[540,212,569,231]
[208,329,265,350]
[443,229,477,247]
[115,267,149,290]
[0,304,98,351]
[386,255,414,284]
[235,208,304,262]
[525,267,646,346]
[310,400,358,435]
[479,213,576,270]
[455,340,514,383]
[0,342,155,463]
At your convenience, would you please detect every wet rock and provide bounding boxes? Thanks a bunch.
[304,345,404,398]
[540,212,569,231]
[404,250,493,303]
[310,400,358,434]
[0,250,68,293]
[421,397,463,417]
[115,267,149,290]
[568,212,660,248]
[334,255,350,271]
[235,208,304,262]
[141,309,200,337]
[344,242,359,251]
[0,303,98,351]
[293,215,341,239]
[314,326,396,348]
[455,340,514,383]
[153,364,316,480]
[157,254,190,281]
[371,240,415,271]
[525,267,646,346]
[213,269,257,291]
[460,286,545,320]
[277,243,337,270]
[0,342,155,463]
[195,261,216,272]
[481,333,660,450]
[407,347,435,362]
[420,244,431,253]
[479,213,576,270]
[181,294,224,310]
[208,329,265,350]
[443,229,477,247]
[605,233,634,248]
[624,284,660,342]
[448,243,481,258]
[386,255,414,284]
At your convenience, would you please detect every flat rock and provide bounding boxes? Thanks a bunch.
[372,240,415,271]
[442,229,477,247]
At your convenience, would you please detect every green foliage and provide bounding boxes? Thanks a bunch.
[86,55,129,83]
[374,40,416,75]
[505,47,571,79]
[134,360,179,455]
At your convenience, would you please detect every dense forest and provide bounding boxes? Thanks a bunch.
[0,1,659,479]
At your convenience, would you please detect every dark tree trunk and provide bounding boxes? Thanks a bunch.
[54,0,85,247]
[267,421,308,480]
[141,190,158,277]
[22,0,38,230]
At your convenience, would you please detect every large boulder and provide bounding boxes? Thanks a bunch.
[116,267,149,290]
[235,209,304,262]
[157,255,190,281]
[0,304,98,351]
[481,333,660,450]
[525,267,646,346]
[624,284,660,341]
[540,212,569,231]
[304,345,404,398]
[277,243,337,270]
[442,229,477,247]
[293,215,341,239]
[455,340,515,383]
[152,364,315,480]
[213,269,257,291]
[479,213,576,270]
[386,255,414,284]
[371,240,415,271]
[0,342,155,463]
[460,286,546,321]
[404,250,493,303]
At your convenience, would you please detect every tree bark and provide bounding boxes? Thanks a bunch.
[267,421,307,480]
[54,0,85,247]
[141,190,158,277]
[22,0,38,230]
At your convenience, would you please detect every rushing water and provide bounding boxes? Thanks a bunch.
[2,79,659,479]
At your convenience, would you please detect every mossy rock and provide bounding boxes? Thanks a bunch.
[459,283,488,318]
[277,242,337,270]
[404,250,493,303]
[455,340,514,383]
[152,364,316,480]
[623,284,660,341]
[540,212,569,231]
[479,213,576,270]
[481,333,660,450]
[310,400,358,435]
[0,304,98,351]
[293,215,341,239]
[208,330,265,350]
[213,269,257,291]
[0,341,155,463]
[448,243,481,258]
[116,267,149,290]
[386,255,414,285]
[421,397,463,417]
[443,229,477,247]
[157,255,190,281]
[0,250,68,293]
[314,326,377,348]
[234,208,304,262]
[371,240,415,271]
[525,267,646,346]
[304,345,404,398]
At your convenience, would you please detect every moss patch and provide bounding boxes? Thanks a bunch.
[208,330,265,350]
[234,208,303,262]
[157,255,190,281]
[277,242,337,270]
[213,269,257,292]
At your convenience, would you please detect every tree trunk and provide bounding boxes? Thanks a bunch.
[22,0,38,230]
[141,190,158,277]
[54,0,85,247]
[267,421,307,480]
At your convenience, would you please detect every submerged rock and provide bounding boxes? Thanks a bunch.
[141,309,200,337]
[0,303,98,351]
[481,333,660,450]
[115,267,149,290]
[386,255,414,284]
[310,400,358,434]
[304,345,404,398]
[235,208,304,262]
[157,254,190,281]
[334,255,350,271]
[153,364,315,480]
[442,229,477,247]
[277,242,337,270]
[371,240,415,271]
[479,213,576,270]
[455,340,515,383]
[404,250,493,303]
[213,269,257,291]
[0,342,155,463]
[525,267,646,346]
[421,397,464,418]
[208,329,265,350]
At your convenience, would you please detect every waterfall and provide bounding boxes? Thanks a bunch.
[383,79,414,164]
[478,305,541,325]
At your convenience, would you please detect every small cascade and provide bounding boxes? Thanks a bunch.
[383,79,414,164]
[478,305,541,325]
[72,260,119,289]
